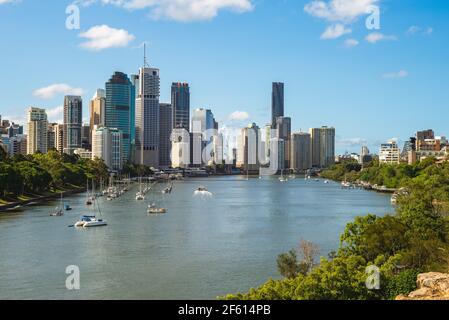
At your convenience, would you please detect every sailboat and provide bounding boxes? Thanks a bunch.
[74,194,107,228]
[86,180,93,205]
[136,177,145,200]
[50,193,64,216]
[279,169,287,182]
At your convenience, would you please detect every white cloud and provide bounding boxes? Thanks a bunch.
[320,23,351,39]
[78,0,254,22]
[304,0,378,23]
[0,0,20,4]
[228,111,250,121]
[47,106,64,123]
[382,70,408,79]
[365,32,397,43]
[344,38,359,47]
[79,25,135,51]
[406,25,433,36]
[406,25,421,36]
[33,84,84,100]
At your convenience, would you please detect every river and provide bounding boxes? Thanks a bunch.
[0,176,393,299]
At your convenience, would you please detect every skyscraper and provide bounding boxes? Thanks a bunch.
[275,116,291,169]
[159,103,173,168]
[191,108,216,139]
[310,126,335,168]
[92,126,123,172]
[105,72,135,164]
[27,107,48,154]
[134,67,160,167]
[291,132,312,171]
[272,82,284,127]
[236,123,260,172]
[90,89,105,133]
[171,82,190,130]
[63,95,82,155]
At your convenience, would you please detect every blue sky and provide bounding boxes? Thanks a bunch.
[0,0,448,153]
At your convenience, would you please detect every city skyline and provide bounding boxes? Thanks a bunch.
[1,1,449,154]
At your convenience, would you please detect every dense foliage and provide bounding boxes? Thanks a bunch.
[0,149,109,199]
[320,158,439,189]
[224,159,449,300]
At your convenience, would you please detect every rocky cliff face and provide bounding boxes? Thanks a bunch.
[396,272,449,300]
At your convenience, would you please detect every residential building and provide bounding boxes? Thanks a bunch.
[275,116,291,169]
[27,107,48,154]
[379,140,400,164]
[63,95,83,155]
[237,123,260,172]
[291,132,312,171]
[92,126,123,172]
[310,126,335,168]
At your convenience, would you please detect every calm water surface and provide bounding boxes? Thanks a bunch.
[0,176,393,299]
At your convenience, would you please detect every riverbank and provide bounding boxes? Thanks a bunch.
[0,187,86,212]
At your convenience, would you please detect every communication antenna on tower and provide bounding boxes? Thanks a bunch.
[143,42,149,68]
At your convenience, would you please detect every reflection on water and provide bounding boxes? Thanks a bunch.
[0,176,393,300]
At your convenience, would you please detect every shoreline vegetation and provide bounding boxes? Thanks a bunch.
[0,148,127,213]
[224,158,449,300]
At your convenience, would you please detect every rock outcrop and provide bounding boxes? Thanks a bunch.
[396,272,449,300]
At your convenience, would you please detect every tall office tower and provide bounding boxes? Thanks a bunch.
[271,82,284,127]
[105,72,135,164]
[27,107,48,154]
[171,82,190,130]
[90,89,105,132]
[212,134,224,165]
[310,126,336,168]
[275,116,291,169]
[191,108,216,140]
[92,126,123,172]
[63,95,83,155]
[236,123,260,172]
[159,103,173,168]
[47,123,56,150]
[171,128,190,168]
[81,125,91,150]
[134,67,160,167]
[291,132,312,171]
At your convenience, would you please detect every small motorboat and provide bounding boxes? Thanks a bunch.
[64,204,72,211]
[147,203,167,215]
[194,186,212,196]
[324,180,329,184]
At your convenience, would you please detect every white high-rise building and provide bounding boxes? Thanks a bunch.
[171,128,190,168]
[92,126,123,172]
[134,67,160,168]
[379,140,400,164]
[236,123,260,172]
[27,107,48,154]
